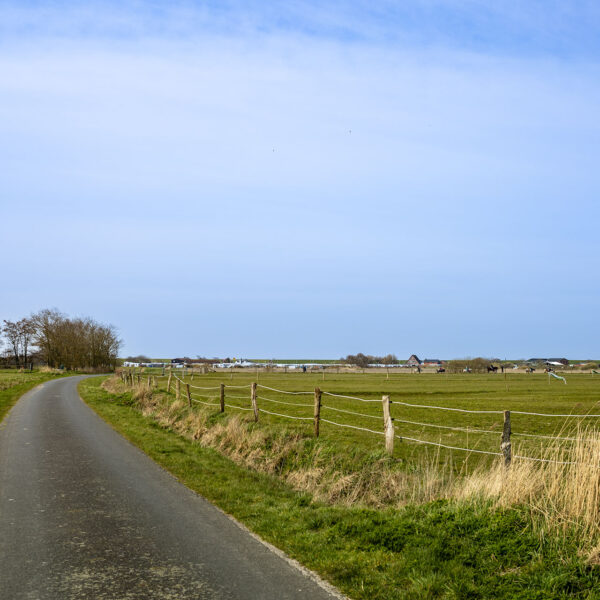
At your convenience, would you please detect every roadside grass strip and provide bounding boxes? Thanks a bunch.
[80,376,600,600]
[0,370,68,422]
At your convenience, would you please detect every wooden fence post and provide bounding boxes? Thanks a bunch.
[251,382,259,422]
[137,374,141,385]
[167,372,172,394]
[176,378,181,401]
[161,364,165,376]
[314,387,321,437]
[501,410,512,467]
[382,395,394,455]
[186,383,192,408]
[220,383,225,413]
[147,376,151,390]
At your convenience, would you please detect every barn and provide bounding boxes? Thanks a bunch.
[406,354,422,367]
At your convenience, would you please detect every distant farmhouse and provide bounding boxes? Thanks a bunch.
[423,358,443,366]
[406,354,422,367]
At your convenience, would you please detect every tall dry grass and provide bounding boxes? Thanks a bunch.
[457,427,600,540]
[104,376,600,544]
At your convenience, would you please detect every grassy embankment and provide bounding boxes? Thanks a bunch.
[80,373,600,599]
[0,369,67,422]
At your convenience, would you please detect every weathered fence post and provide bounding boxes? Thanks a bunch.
[147,376,151,390]
[167,372,172,394]
[162,364,165,376]
[137,374,141,385]
[501,410,512,467]
[382,395,394,455]
[220,383,225,413]
[314,387,322,437]
[176,378,181,401]
[186,383,192,408]
[251,382,259,422]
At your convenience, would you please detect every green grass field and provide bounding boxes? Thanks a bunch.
[0,369,68,422]
[136,369,600,469]
[80,374,600,600]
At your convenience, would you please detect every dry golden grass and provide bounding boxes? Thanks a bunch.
[38,366,61,373]
[456,427,600,540]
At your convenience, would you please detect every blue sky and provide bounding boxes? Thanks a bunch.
[1,1,599,359]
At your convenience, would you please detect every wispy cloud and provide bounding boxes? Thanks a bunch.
[3,1,600,56]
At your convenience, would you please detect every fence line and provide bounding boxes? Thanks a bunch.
[320,418,385,436]
[257,384,313,395]
[226,404,254,412]
[512,454,577,465]
[123,371,600,465]
[191,392,217,400]
[393,400,503,414]
[321,391,380,403]
[256,395,314,408]
[393,418,497,435]
[395,434,503,456]
[188,384,221,391]
[192,398,221,407]
[258,407,314,421]
[321,404,383,420]
[511,410,600,418]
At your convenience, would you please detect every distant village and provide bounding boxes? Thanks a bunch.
[122,354,585,370]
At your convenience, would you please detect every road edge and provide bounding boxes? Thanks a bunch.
[78,375,350,600]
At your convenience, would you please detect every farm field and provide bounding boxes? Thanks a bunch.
[137,369,600,469]
[0,369,67,422]
[81,372,600,599]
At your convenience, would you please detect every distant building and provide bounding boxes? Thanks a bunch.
[527,357,569,366]
[423,358,442,366]
[406,354,422,367]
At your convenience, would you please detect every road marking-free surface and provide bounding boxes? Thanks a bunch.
[0,377,344,599]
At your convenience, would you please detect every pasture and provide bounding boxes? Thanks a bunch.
[136,369,600,470]
[0,368,66,421]
[88,370,600,598]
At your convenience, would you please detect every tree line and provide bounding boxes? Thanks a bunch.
[342,353,400,367]
[1,309,121,371]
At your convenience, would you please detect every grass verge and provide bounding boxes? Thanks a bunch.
[79,376,600,599]
[0,370,67,422]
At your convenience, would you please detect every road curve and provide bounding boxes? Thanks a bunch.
[0,376,343,600]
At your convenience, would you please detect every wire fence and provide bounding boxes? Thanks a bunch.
[119,369,600,467]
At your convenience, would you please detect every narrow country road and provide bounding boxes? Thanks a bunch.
[0,376,343,600]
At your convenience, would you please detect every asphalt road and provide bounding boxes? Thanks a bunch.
[0,376,343,600]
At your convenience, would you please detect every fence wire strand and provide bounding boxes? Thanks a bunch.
[321,404,383,420]
[258,408,314,421]
[320,418,385,436]
[257,384,313,395]
[321,391,380,403]
[393,400,503,414]
[256,395,313,408]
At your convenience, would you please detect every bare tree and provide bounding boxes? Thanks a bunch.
[2,320,21,367]
[30,309,121,370]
